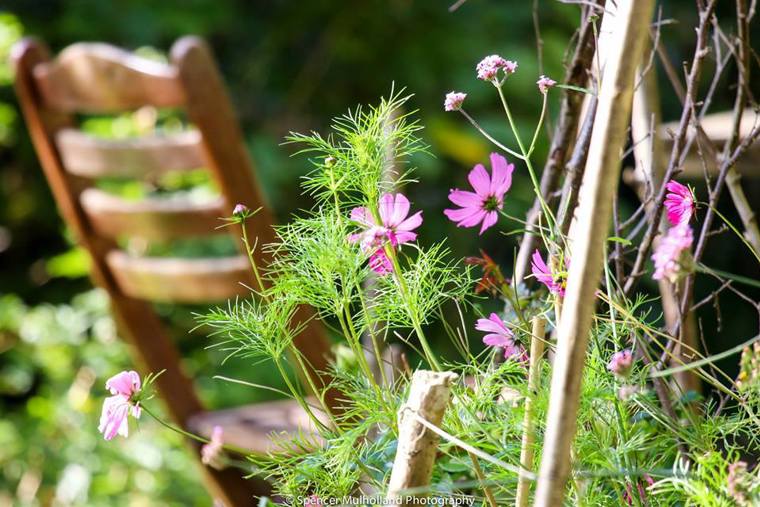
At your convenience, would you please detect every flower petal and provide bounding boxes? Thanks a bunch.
[350,207,375,227]
[448,190,483,208]
[388,193,411,227]
[393,231,417,245]
[99,395,131,441]
[483,334,511,347]
[479,211,498,234]
[378,193,396,226]
[531,250,553,285]
[475,313,511,336]
[397,210,423,232]
[488,153,514,197]
[467,164,491,197]
[444,207,487,228]
[105,370,141,397]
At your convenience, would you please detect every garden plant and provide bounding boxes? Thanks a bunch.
[95,1,760,505]
[3,0,760,506]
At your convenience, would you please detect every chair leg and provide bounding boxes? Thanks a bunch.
[199,452,272,506]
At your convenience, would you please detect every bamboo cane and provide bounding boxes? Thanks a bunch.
[387,370,458,506]
[533,1,655,505]
[516,317,547,507]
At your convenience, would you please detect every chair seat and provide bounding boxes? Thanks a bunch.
[187,397,326,455]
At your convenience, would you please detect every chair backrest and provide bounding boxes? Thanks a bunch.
[11,36,337,429]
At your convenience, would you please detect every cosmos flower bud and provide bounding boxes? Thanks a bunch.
[607,350,634,378]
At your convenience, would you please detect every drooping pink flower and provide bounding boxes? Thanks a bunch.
[652,222,693,282]
[536,75,557,94]
[99,370,142,441]
[664,180,695,226]
[105,370,141,397]
[530,250,567,297]
[607,349,634,377]
[201,425,225,467]
[444,153,514,234]
[476,313,526,361]
[444,91,467,111]
[476,55,517,82]
[349,193,422,275]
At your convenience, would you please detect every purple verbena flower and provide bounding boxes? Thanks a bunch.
[476,55,517,83]
[444,91,467,112]
[536,75,557,94]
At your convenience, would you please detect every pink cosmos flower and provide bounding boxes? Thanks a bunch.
[530,250,567,297]
[201,425,225,467]
[444,91,467,111]
[444,153,514,234]
[476,55,517,82]
[536,75,557,94]
[349,193,422,275]
[664,180,695,226]
[607,349,634,377]
[476,313,526,361]
[652,222,693,282]
[99,370,142,441]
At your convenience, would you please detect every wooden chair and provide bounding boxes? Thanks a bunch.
[12,36,338,506]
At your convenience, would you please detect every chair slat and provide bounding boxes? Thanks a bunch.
[187,398,325,455]
[33,43,185,113]
[81,188,225,240]
[659,109,760,177]
[56,128,205,179]
[106,251,252,303]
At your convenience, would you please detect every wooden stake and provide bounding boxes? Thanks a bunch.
[533,1,655,505]
[387,370,458,506]
[516,317,546,507]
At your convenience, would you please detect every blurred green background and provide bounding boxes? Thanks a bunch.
[0,1,758,505]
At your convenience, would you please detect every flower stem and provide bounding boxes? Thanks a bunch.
[384,244,442,371]
[140,405,251,457]
[459,109,525,161]
[273,356,331,433]
[495,85,557,235]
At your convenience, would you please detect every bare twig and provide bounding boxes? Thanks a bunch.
[629,47,700,394]
[558,96,598,236]
[623,0,718,296]
[513,0,602,284]
[515,317,546,507]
